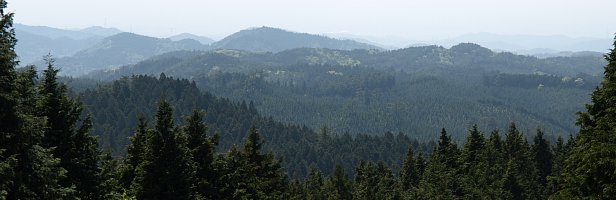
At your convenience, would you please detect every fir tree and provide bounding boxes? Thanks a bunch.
[400,146,420,190]
[322,164,353,200]
[554,36,616,198]
[532,129,552,189]
[120,116,148,192]
[304,166,324,200]
[184,110,218,199]
[38,58,102,199]
[133,100,195,200]
[0,1,73,198]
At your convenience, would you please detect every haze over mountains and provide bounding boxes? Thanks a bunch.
[15,23,611,76]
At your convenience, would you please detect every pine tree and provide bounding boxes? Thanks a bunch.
[120,116,148,192]
[460,125,485,199]
[417,128,462,199]
[133,100,195,200]
[304,166,324,200]
[184,110,218,199]
[38,58,102,199]
[374,162,401,200]
[241,124,287,199]
[474,130,506,199]
[532,129,552,190]
[0,1,72,198]
[322,164,353,200]
[553,36,616,198]
[400,146,420,190]
[99,151,123,200]
[354,161,378,200]
[501,123,541,199]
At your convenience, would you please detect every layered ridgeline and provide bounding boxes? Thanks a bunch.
[84,44,606,140]
[43,32,208,76]
[19,26,380,76]
[14,23,122,65]
[211,26,381,52]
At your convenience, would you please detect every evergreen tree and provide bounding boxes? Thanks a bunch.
[120,117,148,192]
[304,166,324,200]
[554,36,616,198]
[38,58,102,199]
[417,128,462,199]
[241,124,288,199]
[99,151,123,200]
[532,129,552,189]
[133,100,195,200]
[322,164,353,200]
[0,1,72,198]
[400,146,420,190]
[501,123,541,199]
[374,162,401,200]
[460,125,485,199]
[474,130,506,199]
[354,161,379,200]
[184,110,218,199]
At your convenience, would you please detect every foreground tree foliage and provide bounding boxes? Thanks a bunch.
[0,1,105,199]
[2,0,616,198]
[552,36,616,199]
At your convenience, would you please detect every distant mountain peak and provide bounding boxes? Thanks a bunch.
[169,33,215,45]
[212,26,381,53]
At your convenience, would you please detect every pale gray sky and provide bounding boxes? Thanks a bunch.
[7,0,616,40]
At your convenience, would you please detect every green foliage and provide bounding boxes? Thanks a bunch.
[532,129,553,190]
[184,110,218,199]
[322,164,353,200]
[38,58,103,199]
[400,147,420,191]
[80,75,433,178]
[132,100,195,200]
[553,36,616,199]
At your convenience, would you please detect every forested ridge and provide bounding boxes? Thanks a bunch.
[2,0,616,199]
[82,42,605,140]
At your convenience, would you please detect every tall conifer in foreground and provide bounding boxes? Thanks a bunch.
[133,100,195,200]
[0,1,72,198]
[553,36,616,199]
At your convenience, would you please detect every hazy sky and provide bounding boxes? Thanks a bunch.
[7,0,616,40]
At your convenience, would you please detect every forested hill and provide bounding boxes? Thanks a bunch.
[79,74,433,177]
[211,26,381,52]
[32,32,208,76]
[82,44,606,140]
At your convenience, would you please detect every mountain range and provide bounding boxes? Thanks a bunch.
[15,23,610,77]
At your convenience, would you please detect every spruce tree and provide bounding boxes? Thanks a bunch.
[474,130,506,198]
[120,116,148,192]
[460,125,485,199]
[0,1,72,198]
[400,146,419,190]
[532,129,552,189]
[501,123,541,199]
[322,164,353,200]
[184,110,217,199]
[417,128,462,199]
[38,58,102,199]
[553,36,616,198]
[305,166,324,200]
[133,100,195,200]
[241,124,287,199]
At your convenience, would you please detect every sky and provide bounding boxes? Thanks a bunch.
[7,0,616,41]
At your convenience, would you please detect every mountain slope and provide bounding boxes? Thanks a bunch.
[51,32,208,76]
[169,33,215,45]
[211,26,381,52]
[83,44,606,140]
[14,24,123,64]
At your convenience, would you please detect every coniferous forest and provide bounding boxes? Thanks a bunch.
[2,0,616,199]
